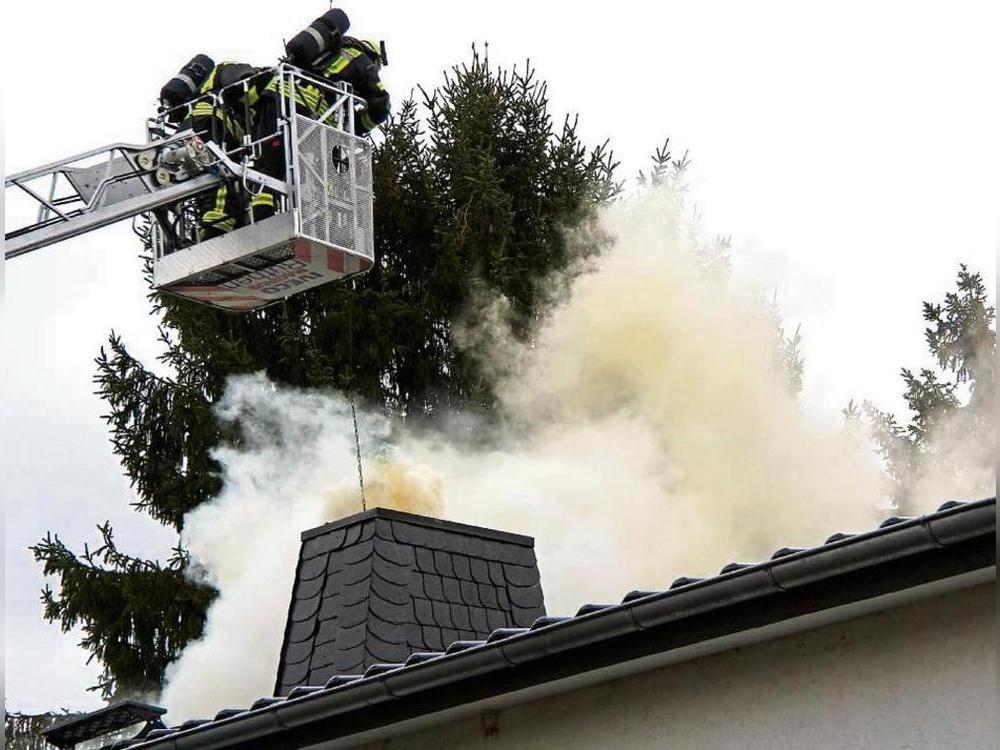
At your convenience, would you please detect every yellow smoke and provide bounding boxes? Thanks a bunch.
[161,183,889,720]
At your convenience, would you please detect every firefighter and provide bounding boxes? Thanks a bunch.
[161,58,261,238]
[313,37,391,136]
[188,62,262,238]
[250,9,351,221]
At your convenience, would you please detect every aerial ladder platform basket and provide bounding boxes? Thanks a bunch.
[5,65,374,311]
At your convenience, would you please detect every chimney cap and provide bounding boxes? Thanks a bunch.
[300,507,535,547]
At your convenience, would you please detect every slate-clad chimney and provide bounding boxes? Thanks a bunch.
[275,508,546,694]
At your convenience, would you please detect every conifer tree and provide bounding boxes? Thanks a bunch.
[848,265,996,511]
[32,50,619,698]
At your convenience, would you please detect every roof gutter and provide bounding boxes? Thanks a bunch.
[144,499,996,750]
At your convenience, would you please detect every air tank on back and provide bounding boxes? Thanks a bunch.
[285,8,350,68]
[159,54,216,119]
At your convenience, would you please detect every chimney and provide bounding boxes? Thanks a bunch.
[274,508,546,694]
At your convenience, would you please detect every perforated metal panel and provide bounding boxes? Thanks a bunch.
[294,115,374,264]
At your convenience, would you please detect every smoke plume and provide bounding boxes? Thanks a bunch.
[161,183,889,720]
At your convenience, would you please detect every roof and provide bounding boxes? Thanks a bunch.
[42,701,165,749]
[276,508,545,694]
[96,497,996,750]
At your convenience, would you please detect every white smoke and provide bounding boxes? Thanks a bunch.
[161,183,890,720]
[159,380,442,718]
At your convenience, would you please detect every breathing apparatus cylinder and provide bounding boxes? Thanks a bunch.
[285,9,350,67]
[160,54,216,110]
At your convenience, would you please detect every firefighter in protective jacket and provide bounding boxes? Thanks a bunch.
[188,62,260,237]
[160,58,261,238]
[313,37,390,136]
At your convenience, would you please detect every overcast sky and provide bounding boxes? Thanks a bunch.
[4,0,997,714]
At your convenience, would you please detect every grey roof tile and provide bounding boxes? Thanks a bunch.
[311,641,340,669]
[459,579,482,607]
[277,659,309,687]
[287,686,324,699]
[720,562,753,574]
[441,576,462,602]
[486,627,528,643]
[508,584,543,609]
[324,675,362,689]
[444,639,484,654]
[315,618,339,646]
[478,584,499,609]
[317,597,340,621]
[421,626,444,651]
[302,527,347,559]
[403,651,444,666]
[298,555,328,580]
[295,574,326,600]
[422,573,444,601]
[486,608,508,631]
[771,547,803,559]
[670,576,705,589]
[487,561,506,586]
[337,601,372,628]
[511,605,545,624]
[470,557,491,584]
[339,577,371,605]
[879,515,912,528]
[282,639,315,666]
[251,697,285,710]
[530,615,572,629]
[622,590,662,603]
[374,518,395,541]
[343,539,374,565]
[450,603,472,631]
[469,607,489,633]
[413,598,435,626]
[286,618,317,644]
[364,662,404,678]
[342,523,363,547]
[369,570,411,605]
[825,532,855,544]
[503,563,540,587]
[291,595,321,623]
[433,550,455,577]
[365,633,412,664]
[431,599,454,628]
[308,663,339,686]
[575,603,613,617]
[414,547,435,572]
[452,554,472,580]
[368,594,414,625]
[334,621,367,649]
[375,539,415,568]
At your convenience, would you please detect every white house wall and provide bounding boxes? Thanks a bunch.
[358,582,996,750]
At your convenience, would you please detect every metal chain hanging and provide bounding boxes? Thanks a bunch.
[346,283,367,511]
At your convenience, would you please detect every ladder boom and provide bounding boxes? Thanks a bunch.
[5,173,222,259]
[5,132,228,260]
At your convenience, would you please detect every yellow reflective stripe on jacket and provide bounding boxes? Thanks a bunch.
[190,102,245,139]
[264,77,325,115]
[321,47,362,77]
[250,192,275,207]
[200,67,218,94]
[201,185,229,222]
